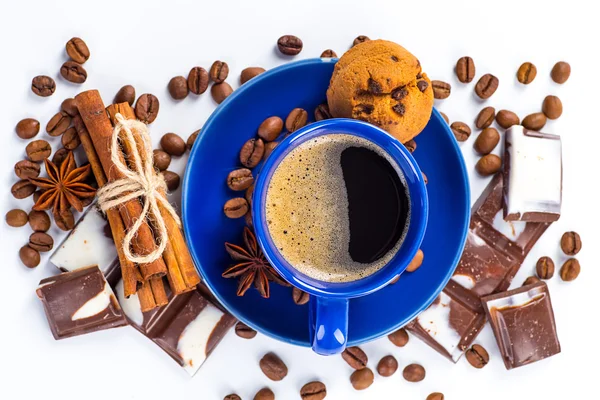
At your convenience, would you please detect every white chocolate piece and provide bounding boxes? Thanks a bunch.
[71,278,115,320]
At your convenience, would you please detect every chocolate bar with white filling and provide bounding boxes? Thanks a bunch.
[503,126,562,223]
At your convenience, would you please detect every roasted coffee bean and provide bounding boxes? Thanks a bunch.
[54,208,75,231]
[523,275,541,286]
[427,392,445,400]
[314,104,332,121]
[406,249,424,272]
[431,80,451,99]
[560,258,580,281]
[224,394,241,400]
[517,62,537,84]
[152,149,171,171]
[377,355,398,377]
[240,138,265,168]
[235,321,257,339]
[522,112,547,131]
[28,210,50,232]
[440,112,449,124]
[245,185,254,206]
[475,73,499,99]
[14,160,40,179]
[20,245,40,268]
[188,66,209,94]
[246,211,254,228]
[300,381,326,400]
[277,35,303,55]
[561,231,582,255]
[474,127,500,155]
[31,75,56,97]
[160,133,186,156]
[285,108,308,132]
[388,328,409,347]
[403,363,426,382]
[456,56,476,83]
[536,256,555,279]
[52,148,69,167]
[542,95,563,120]
[466,344,489,368]
[16,118,40,139]
[12,180,36,199]
[209,61,229,83]
[422,171,428,184]
[114,85,136,105]
[450,121,471,142]
[253,388,274,400]
[224,197,249,218]
[496,110,520,129]
[258,116,284,142]
[5,209,28,227]
[46,111,72,137]
[60,61,87,84]
[161,171,180,191]
[342,346,368,370]
[352,35,370,46]
[62,127,81,150]
[320,49,337,58]
[168,76,189,100]
[29,232,53,252]
[240,67,266,84]
[259,352,288,381]
[227,168,254,191]
[211,82,233,104]
[187,129,200,151]
[66,37,90,64]
[61,98,79,117]
[551,61,571,84]
[475,154,502,176]
[475,106,496,129]
[263,141,278,160]
[292,287,309,305]
[350,367,374,390]
[33,190,44,204]
[135,94,160,124]
[404,139,417,153]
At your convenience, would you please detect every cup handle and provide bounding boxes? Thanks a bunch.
[309,296,349,355]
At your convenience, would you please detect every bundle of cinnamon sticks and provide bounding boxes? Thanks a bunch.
[74,90,201,311]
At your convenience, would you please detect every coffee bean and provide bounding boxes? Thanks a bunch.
[245,210,253,227]
[235,321,257,339]
[456,56,476,83]
[224,395,241,400]
[14,160,40,179]
[187,129,200,151]
[5,209,28,227]
[153,149,171,171]
[245,185,254,206]
[474,127,500,155]
[315,104,332,121]
[406,249,424,272]
[350,367,374,390]
[517,62,537,84]
[427,392,445,400]
[560,232,581,256]
[263,141,278,160]
[54,208,75,231]
[536,256,555,279]
[168,76,189,100]
[60,98,79,117]
[61,61,87,84]
[29,210,50,232]
[475,74,499,99]
[188,67,209,94]
[29,232,53,252]
[62,127,81,150]
[404,139,417,153]
[560,258,580,281]
[475,106,496,129]
[211,82,233,104]
[258,116,284,142]
[160,133,186,156]
[277,35,303,55]
[320,49,337,58]
[224,198,248,219]
[52,148,69,167]
[31,75,56,97]
[475,154,502,176]
[523,275,541,286]
[352,35,370,47]
[300,381,326,400]
[542,95,563,120]
[292,287,309,305]
[388,328,409,347]
[377,355,398,377]
[342,346,368,370]
[16,118,40,139]
[20,245,40,268]
[450,121,471,142]
[422,171,428,184]
[240,138,265,168]
[253,388,274,400]
[135,94,160,124]
[551,61,570,84]
[496,110,520,129]
[440,112,449,124]
[210,61,229,83]
[161,171,180,191]
[66,37,90,64]
[114,85,136,105]
[33,190,44,204]
[285,108,308,132]
[522,112,547,131]
[240,67,266,84]
[402,363,426,382]
[46,111,72,137]
[259,352,288,381]
[431,80,451,99]
[466,344,489,368]
[227,168,254,191]
[389,275,400,284]
[12,180,36,199]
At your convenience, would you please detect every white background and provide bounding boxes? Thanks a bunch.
[1,0,599,399]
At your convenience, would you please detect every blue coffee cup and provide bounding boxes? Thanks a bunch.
[252,118,428,355]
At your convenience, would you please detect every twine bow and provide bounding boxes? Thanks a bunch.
[97,113,181,264]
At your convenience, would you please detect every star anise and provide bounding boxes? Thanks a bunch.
[223,227,289,298]
[28,151,96,216]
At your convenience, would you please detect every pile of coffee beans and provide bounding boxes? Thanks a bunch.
[530,231,582,283]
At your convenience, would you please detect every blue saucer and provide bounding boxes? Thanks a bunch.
[182,58,470,347]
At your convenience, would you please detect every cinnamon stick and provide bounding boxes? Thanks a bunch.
[137,280,157,312]
[150,277,169,306]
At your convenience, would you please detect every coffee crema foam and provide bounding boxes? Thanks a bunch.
[265,134,408,283]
